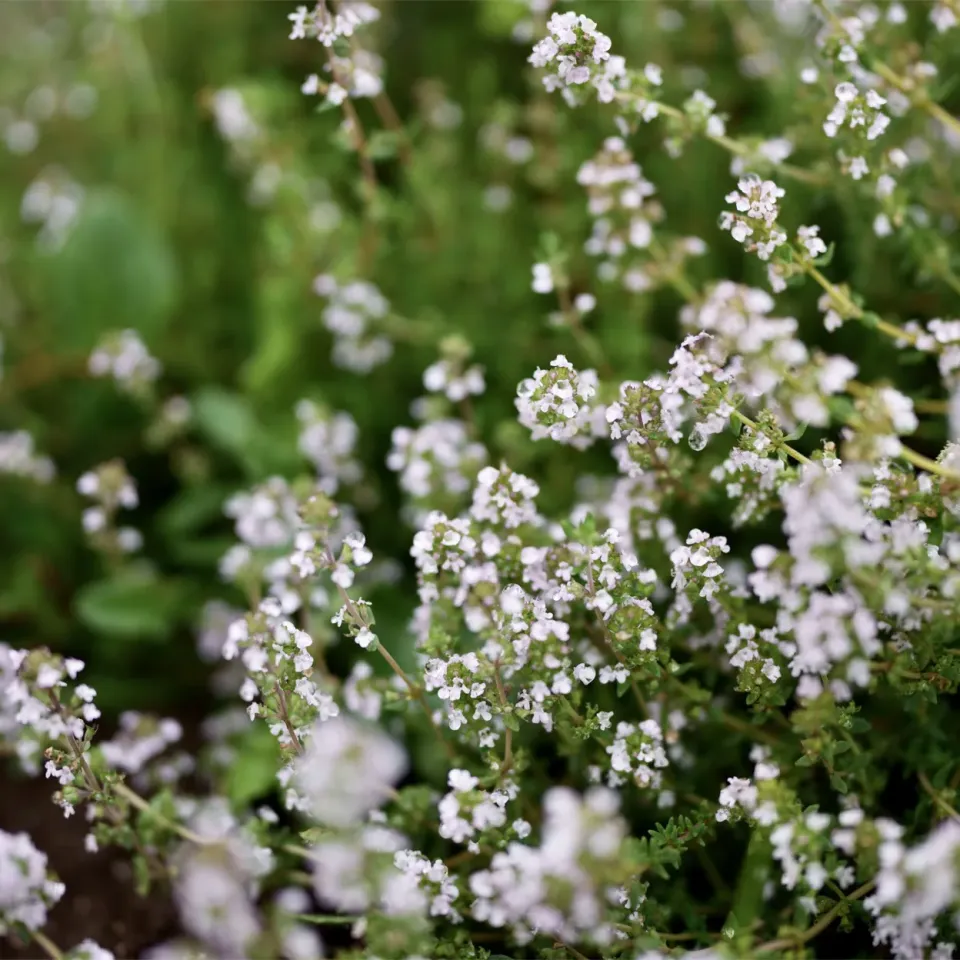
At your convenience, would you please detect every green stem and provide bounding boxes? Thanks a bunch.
[295,913,362,925]
[326,547,455,759]
[625,96,827,187]
[754,879,876,954]
[732,410,811,466]
[919,771,960,822]
[113,781,220,847]
[32,930,64,960]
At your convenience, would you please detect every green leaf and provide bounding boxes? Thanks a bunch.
[827,395,856,422]
[157,484,232,537]
[192,387,258,458]
[724,829,773,938]
[167,536,237,568]
[784,422,808,442]
[226,724,280,808]
[75,571,190,640]
[830,773,849,795]
[367,130,401,161]
[191,388,300,477]
[538,231,561,259]
[42,188,179,350]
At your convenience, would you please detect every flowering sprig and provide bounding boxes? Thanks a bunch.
[76,459,142,557]
[88,329,160,398]
[528,12,622,107]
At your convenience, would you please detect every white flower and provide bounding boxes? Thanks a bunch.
[294,715,407,828]
[0,830,64,932]
[532,262,554,294]
[573,663,597,684]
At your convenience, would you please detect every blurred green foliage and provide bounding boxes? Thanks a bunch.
[1,0,957,715]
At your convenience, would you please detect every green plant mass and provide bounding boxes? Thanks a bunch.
[3,2,960,959]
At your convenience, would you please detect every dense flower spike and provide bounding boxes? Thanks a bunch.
[313,274,394,373]
[528,12,624,106]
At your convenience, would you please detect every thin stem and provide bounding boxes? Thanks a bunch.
[32,930,64,960]
[931,260,960,299]
[272,676,303,754]
[732,409,812,466]
[870,60,960,141]
[583,550,647,714]
[754,879,876,954]
[560,697,585,726]
[842,382,960,481]
[326,0,411,167]
[322,43,379,271]
[296,913,362,925]
[557,282,612,378]
[558,942,591,960]
[112,781,220,848]
[283,842,316,860]
[493,663,513,778]
[371,91,411,164]
[919,771,960,822]
[326,548,455,758]
[899,445,960,482]
[813,1,960,142]
[802,263,920,347]
[324,51,377,195]
[47,689,103,799]
[626,96,827,187]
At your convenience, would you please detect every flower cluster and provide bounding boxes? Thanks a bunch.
[469,787,629,945]
[387,418,488,520]
[0,829,65,935]
[719,174,787,261]
[20,171,84,250]
[528,12,624,106]
[292,1,383,107]
[577,137,664,292]
[88,329,161,395]
[295,400,363,494]
[516,354,603,449]
[76,459,142,555]
[0,430,55,482]
[288,2,380,47]
[313,273,393,373]
[423,357,485,404]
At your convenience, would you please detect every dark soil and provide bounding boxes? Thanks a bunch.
[0,775,178,960]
